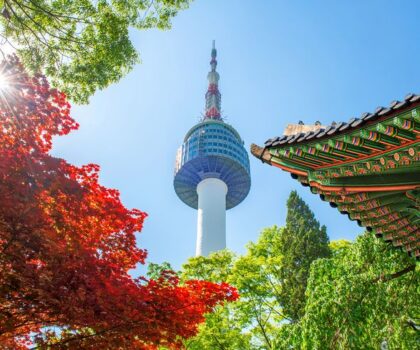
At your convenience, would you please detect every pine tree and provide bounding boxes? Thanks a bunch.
[278,191,331,321]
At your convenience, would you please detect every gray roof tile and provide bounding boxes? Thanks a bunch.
[339,122,351,131]
[264,138,274,147]
[302,131,314,140]
[378,107,391,116]
[405,93,415,101]
[327,126,339,135]
[288,133,303,144]
[361,112,371,120]
[317,125,333,137]
[306,128,324,140]
[297,133,309,142]
[279,135,293,145]
[351,118,364,127]
[389,100,399,108]
[394,100,408,109]
[264,93,420,147]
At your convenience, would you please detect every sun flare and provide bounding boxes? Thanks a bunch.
[0,72,11,91]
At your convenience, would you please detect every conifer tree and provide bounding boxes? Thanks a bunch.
[278,191,331,321]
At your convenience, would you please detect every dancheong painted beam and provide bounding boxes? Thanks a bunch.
[251,93,420,259]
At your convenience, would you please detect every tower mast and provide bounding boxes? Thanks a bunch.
[205,40,222,120]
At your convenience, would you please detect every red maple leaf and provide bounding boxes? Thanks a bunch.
[0,56,238,349]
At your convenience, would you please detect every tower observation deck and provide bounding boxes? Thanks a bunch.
[174,41,251,256]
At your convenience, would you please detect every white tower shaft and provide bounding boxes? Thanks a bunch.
[196,178,227,256]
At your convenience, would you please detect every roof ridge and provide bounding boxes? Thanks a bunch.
[264,93,420,147]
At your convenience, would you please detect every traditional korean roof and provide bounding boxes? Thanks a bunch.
[251,93,420,259]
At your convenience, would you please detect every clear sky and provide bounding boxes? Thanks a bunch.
[51,0,420,273]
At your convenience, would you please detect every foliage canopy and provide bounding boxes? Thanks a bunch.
[281,233,419,349]
[180,191,331,349]
[278,191,331,321]
[179,192,419,349]
[0,57,237,349]
[0,0,191,103]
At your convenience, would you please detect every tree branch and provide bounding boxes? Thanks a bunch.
[373,265,416,283]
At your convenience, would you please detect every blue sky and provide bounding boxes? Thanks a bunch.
[51,0,420,273]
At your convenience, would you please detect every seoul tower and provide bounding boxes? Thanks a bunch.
[174,41,251,256]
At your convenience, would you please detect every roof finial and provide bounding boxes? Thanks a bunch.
[204,40,222,120]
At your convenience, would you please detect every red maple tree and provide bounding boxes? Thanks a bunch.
[0,57,238,349]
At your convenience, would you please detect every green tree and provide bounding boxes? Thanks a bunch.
[178,192,419,349]
[181,232,284,350]
[278,190,331,321]
[179,191,332,349]
[279,233,419,349]
[329,239,352,253]
[0,0,191,103]
[181,250,252,350]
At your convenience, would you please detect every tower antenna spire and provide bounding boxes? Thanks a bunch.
[205,40,222,120]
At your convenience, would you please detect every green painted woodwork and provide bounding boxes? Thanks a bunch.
[360,129,401,146]
[376,123,416,140]
[261,104,420,258]
[343,135,387,150]
[301,145,345,160]
[323,167,420,187]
